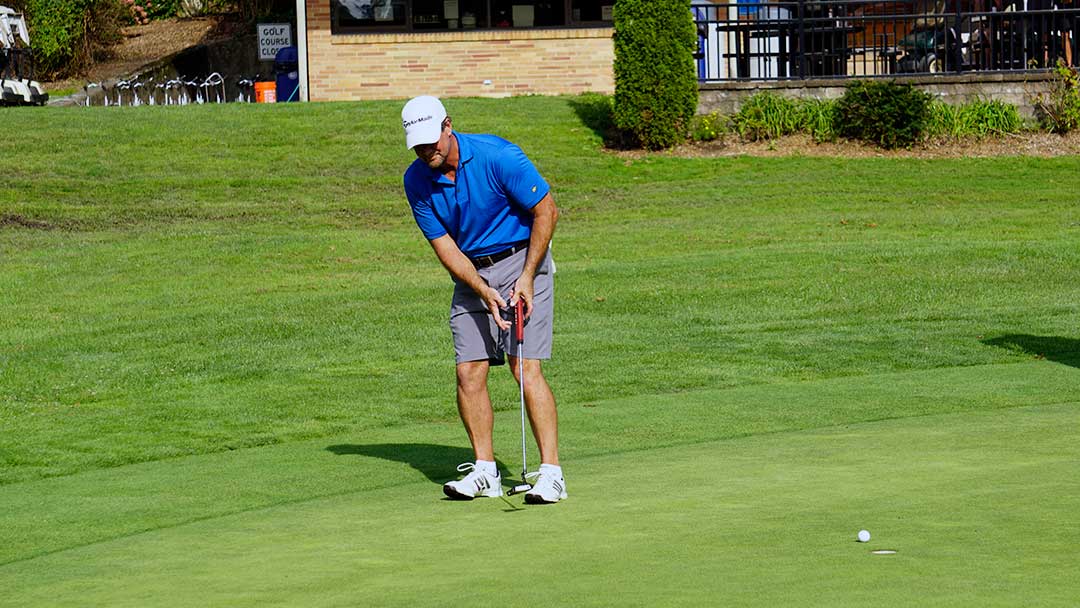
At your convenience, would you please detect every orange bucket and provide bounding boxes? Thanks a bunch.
[254,81,277,103]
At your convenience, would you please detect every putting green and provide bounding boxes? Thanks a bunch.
[1,366,1078,606]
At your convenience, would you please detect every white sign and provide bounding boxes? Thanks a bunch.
[258,23,293,61]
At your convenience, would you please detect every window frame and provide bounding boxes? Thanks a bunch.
[330,0,615,35]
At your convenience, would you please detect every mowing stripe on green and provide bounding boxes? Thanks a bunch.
[1,361,1076,568]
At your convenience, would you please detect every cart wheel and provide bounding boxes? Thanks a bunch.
[927,53,942,73]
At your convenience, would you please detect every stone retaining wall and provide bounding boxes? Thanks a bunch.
[699,73,1056,119]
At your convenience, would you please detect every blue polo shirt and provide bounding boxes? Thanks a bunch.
[403,132,550,258]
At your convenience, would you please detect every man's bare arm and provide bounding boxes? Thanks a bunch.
[429,234,511,331]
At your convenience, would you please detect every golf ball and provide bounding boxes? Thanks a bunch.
[857,529,871,543]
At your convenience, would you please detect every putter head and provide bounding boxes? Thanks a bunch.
[508,483,532,496]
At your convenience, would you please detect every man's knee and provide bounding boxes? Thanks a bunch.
[456,361,489,394]
[509,357,544,384]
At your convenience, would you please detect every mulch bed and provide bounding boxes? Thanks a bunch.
[619,131,1080,159]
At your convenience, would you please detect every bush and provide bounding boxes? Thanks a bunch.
[1034,60,1080,134]
[17,0,125,78]
[835,80,932,149]
[612,0,699,150]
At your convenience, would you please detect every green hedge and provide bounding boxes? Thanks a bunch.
[693,90,1024,147]
[612,0,698,150]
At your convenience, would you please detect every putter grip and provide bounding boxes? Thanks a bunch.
[515,299,525,342]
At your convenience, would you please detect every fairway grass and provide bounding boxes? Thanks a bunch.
[2,363,1079,606]
[1,364,1077,606]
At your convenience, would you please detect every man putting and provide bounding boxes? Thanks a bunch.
[401,95,566,504]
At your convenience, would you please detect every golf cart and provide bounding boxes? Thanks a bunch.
[896,25,967,72]
[0,5,47,106]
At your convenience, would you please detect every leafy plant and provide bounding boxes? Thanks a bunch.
[927,99,1022,139]
[1033,60,1080,134]
[797,98,839,143]
[691,111,727,141]
[727,93,837,143]
[835,80,932,149]
[731,92,801,141]
[612,0,699,150]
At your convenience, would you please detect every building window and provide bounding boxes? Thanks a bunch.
[330,0,614,33]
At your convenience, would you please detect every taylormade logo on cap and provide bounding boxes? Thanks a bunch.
[402,96,447,150]
[403,115,434,129]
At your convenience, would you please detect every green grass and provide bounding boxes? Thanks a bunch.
[1,96,1079,605]
[1,366,1077,606]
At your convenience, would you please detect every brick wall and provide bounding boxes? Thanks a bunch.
[305,0,614,101]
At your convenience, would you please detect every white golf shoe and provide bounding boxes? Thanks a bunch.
[443,462,503,500]
[524,466,567,504]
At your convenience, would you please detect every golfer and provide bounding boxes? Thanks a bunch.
[401,96,566,504]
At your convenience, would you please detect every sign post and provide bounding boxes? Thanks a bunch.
[257,23,293,61]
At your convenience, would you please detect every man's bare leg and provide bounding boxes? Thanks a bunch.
[509,357,559,465]
[456,360,494,461]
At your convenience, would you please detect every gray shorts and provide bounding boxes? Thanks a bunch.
[450,247,554,365]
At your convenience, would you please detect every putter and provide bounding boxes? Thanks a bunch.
[507,298,532,496]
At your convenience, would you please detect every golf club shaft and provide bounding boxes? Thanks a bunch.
[519,342,526,480]
[516,299,527,481]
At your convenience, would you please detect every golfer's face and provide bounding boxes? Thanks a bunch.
[414,123,451,169]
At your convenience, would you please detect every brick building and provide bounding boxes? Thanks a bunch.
[296,0,617,101]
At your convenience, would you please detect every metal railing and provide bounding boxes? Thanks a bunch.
[693,0,1080,81]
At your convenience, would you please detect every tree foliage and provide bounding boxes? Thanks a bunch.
[13,0,125,79]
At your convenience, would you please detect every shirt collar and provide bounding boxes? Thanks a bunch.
[426,132,472,184]
[455,132,474,165]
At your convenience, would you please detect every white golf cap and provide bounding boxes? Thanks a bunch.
[401,95,447,149]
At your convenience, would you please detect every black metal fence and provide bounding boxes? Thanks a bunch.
[692,0,1080,81]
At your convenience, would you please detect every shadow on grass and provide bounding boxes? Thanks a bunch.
[982,334,1080,368]
[326,443,511,486]
[566,93,632,149]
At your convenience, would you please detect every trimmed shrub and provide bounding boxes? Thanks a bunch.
[835,80,932,149]
[612,0,699,150]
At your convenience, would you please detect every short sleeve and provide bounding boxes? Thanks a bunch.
[494,144,550,210]
[404,175,448,241]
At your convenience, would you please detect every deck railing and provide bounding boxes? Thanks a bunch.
[693,0,1080,81]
